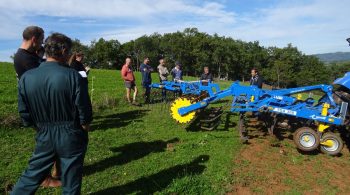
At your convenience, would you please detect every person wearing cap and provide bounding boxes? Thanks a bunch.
[140,57,153,103]
[171,61,183,81]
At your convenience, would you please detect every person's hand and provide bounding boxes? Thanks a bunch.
[81,124,90,132]
[85,66,91,72]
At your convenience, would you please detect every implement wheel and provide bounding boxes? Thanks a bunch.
[293,127,320,152]
[320,132,343,156]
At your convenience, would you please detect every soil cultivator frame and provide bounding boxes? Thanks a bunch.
[170,73,350,155]
[150,80,220,97]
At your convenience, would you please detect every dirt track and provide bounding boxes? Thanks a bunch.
[229,125,350,194]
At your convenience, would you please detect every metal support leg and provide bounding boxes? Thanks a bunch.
[239,113,248,142]
[268,115,277,135]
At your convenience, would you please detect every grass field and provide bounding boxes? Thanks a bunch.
[0,62,241,194]
[2,62,350,194]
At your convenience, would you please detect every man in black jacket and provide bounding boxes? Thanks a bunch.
[13,26,44,79]
[11,33,92,195]
[200,66,213,86]
[250,68,263,88]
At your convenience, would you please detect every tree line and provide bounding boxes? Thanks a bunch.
[72,27,350,88]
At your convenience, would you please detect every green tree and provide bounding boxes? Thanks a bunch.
[89,38,121,69]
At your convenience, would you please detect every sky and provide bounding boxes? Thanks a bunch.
[0,0,349,62]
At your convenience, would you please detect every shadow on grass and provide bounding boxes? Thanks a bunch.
[91,109,150,130]
[84,138,180,176]
[91,155,209,195]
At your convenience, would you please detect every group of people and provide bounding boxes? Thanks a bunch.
[121,56,219,104]
[11,26,92,194]
[10,25,264,195]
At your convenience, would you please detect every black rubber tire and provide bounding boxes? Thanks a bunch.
[320,132,344,156]
[293,127,320,152]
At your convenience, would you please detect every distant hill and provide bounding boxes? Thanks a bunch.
[313,52,350,63]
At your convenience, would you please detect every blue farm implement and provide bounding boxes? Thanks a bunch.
[150,80,224,126]
[150,80,220,98]
[170,73,350,155]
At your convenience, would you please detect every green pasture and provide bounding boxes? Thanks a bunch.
[0,62,240,194]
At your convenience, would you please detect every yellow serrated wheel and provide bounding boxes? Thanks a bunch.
[170,97,196,123]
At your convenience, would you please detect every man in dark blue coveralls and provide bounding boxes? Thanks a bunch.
[140,57,153,103]
[11,32,92,195]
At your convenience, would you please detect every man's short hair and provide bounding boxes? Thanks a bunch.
[252,68,258,73]
[23,26,44,40]
[44,33,72,59]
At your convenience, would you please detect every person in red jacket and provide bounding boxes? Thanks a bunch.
[121,57,138,104]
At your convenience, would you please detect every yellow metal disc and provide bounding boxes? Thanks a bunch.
[170,97,196,123]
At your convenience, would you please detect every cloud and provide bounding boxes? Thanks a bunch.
[0,0,235,21]
[94,0,350,54]
[0,0,350,62]
[229,0,350,53]
[0,10,27,40]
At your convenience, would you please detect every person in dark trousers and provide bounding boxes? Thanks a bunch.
[13,26,62,188]
[200,66,213,86]
[249,68,263,121]
[250,68,263,88]
[11,33,92,195]
[157,58,169,101]
[13,26,44,79]
[140,57,153,103]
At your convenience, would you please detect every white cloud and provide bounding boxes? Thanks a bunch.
[94,0,350,54]
[0,0,235,20]
[229,0,350,54]
[0,0,350,62]
[0,10,27,40]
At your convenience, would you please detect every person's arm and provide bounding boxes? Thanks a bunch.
[149,65,154,72]
[18,80,33,127]
[74,73,93,130]
[84,66,91,74]
[140,64,146,72]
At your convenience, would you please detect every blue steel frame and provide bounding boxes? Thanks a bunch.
[178,79,349,126]
[150,80,221,97]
